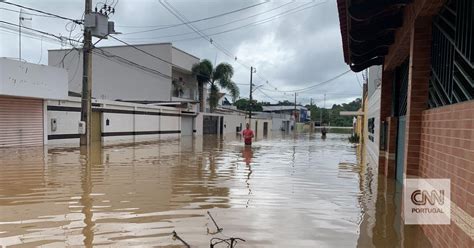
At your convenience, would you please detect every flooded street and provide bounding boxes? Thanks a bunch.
[0,133,430,247]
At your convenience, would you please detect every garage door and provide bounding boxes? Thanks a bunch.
[0,96,44,147]
[181,116,193,136]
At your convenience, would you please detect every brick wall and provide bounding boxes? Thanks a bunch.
[404,16,432,177]
[419,100,474,247]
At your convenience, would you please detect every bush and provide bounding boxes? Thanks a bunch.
[348,133,360,143]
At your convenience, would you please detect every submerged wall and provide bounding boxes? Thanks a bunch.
[419,101,473,247]
[47,98,184,146]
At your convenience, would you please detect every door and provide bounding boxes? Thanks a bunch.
[395,116,406,183]
[263,122,268,136]
[181,116,193,136]
[255,121,258,136]
[0,96,44,147]
[219,116,224,135]
[91,111,102,143]
[203,115,218,134]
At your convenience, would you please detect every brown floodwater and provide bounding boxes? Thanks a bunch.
[0,133,431,247]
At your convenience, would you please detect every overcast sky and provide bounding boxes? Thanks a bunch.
[0,0,363,108]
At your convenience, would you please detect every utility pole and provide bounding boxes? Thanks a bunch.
[294,92,297,123]
[319,94,326,125]
[248,66,256,126]
[80,0,93,147]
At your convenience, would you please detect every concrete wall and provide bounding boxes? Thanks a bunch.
[255,112,291,131]
[223,114,245,134]
[366,85,381,167]
[246,118,272,139]
[47,98,183,146]
[195,112,246,136]
[48,44,199,102]
[171,47,199,72]
[0,58,68,100]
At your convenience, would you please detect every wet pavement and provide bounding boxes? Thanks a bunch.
[0,133,431,247]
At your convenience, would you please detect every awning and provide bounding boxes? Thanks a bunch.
[336,0,411,72]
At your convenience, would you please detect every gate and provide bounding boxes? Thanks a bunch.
[395,116,406,183]
[203,115,218,134]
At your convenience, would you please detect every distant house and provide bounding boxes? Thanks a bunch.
[48,43,202,111]
[262,105,310,122]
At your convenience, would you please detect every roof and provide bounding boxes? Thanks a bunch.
[262,105,307,112]
[336,0,409,72]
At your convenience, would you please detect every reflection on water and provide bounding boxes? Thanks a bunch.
[0,133,430,247]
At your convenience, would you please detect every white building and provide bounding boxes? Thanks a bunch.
[48,43,201,109]
[0,58,68,147]
[365,65,382,167]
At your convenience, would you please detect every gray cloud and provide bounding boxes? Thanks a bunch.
[0,0,362,107]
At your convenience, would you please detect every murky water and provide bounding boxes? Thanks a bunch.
[0,133,430,247]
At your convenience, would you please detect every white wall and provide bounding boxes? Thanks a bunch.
[195,112,246,135]
[246,118,272,139]
[49,44,174,101]
[172,47,200,72]
[0,58,68,100]
[47,98,183,146]
[223,114,245,134]
[366,86,381,167]
[47,98,81,145]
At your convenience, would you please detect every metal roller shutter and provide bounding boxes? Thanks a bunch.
[0,96,44,147]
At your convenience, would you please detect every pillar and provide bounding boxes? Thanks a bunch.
[404,16,432,177]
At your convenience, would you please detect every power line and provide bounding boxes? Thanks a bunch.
[256,88,284,102]
[355,73,363,89]
[124,1,322,44]
[0,2,83,24]
[106,35,217,80]
[159,0,252,70]
[109,35,174,65]
[0,20,83,45]
[124,1,295,40]
[92,47,172,79]
[119,1,268,33]
[258,70,352,93]
[0,25,67,45]
[0,7,57,17]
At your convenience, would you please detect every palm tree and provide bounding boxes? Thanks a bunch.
[192,59,239,112]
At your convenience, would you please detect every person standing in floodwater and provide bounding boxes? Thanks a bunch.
[242,123,254,146]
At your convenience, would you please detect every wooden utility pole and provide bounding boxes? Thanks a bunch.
[248,66,254,125]
[319,94,326,125]
[294,92,297,123]
[80,0,93,147]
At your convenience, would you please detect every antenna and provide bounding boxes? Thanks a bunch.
[19,8,32,61]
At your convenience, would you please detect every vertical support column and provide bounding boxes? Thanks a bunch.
[385,116,398,178]
[404,17,432,177]
[378,69,397,177]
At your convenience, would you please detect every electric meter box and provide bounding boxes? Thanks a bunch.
[78,121,86,135]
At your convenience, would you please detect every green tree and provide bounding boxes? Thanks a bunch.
[234,98,263,112]
[192,59,239,112]
[305,98,361,126]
